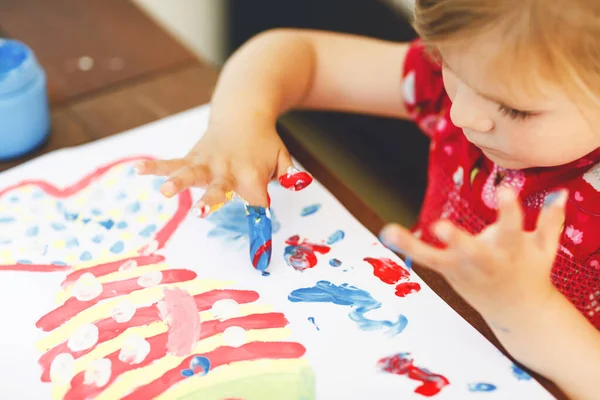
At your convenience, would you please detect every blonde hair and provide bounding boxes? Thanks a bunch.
[413,0,600,104]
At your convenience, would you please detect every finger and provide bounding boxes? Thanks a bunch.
[245,203,273,272]
[135,158,187,176]
[236,168,270,208]
[496,187,524,241]
[379,223,448,272]
[432,220,482,264]
[190,176,236,218]
[160,165,210,198]
[276,149,313,191]
[536,189,568,251]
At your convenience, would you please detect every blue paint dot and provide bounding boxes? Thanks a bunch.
[51,222,66,231]
[91,209,102,216]
[117,221,128,229]
[139,224,157,238]
[189,356,211,376]
[52,261,67,266]
[66,238,79,249]
[126,201,141,214]
[110,241,125,254]
[329,258,342,267]
[262,271,271,277]
[82,218,91,225]
[91,235,104,244]
[0,240,11,245]
[157,204,164,212]
[9,196,19,203]
[55,202,64,211]
[0,217,15,223]
[26,226,39,237]
[468,383,497,392]
[180,369,194,378]
[17,259,32,265]
[511,364,532,380]
[32,190,45,199]
[153,177,166,191]
[0,40,28,74]
[98,219,115,230]
[326,230,345,245]
[64,212,79,221]
[80,251,92,261]
[116,192,127,200]
[300,204,321,217]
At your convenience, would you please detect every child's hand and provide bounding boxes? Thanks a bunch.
[380,187,568,327]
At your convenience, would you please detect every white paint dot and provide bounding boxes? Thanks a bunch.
[211,299,240,321]
[77,56,94,71]
[83,358,112,387]
[118,335,151,365]
[50,353,75,384]
[67,323,99,352]
[137,271,163,288]
[223,326,246,347]
[119,259,138,272]
[110,299,136,323]
[73,272,103,301]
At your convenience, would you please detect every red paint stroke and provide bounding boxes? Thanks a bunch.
[252,239,272,269]
[36,269,197,331]
[160,287,201,357]
[377,353,449,397]
[363,257,410,285]
[152,188,192,252]
[284,235,330,271]
[278,170,313,191]
[395,282,422,298]
[38,289,261,382]
[61,255,165,288]
[122,342,307,400]
[63,313,292,400]
[0,264,71,273]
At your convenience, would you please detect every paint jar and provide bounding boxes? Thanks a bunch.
[0,38,50,161]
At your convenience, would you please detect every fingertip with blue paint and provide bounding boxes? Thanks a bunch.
[245,204,273,272]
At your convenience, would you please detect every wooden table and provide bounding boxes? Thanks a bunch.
[0,1,565,398]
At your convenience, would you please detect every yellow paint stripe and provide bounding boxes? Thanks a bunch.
[37,279,233,351]
[72,250,140,271]
[95,327,292,400]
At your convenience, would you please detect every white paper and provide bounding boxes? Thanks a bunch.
[0,105,554,399]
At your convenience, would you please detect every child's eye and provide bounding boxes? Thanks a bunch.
[498,104,535,121]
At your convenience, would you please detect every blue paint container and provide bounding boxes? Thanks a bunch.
[0,39,50,160]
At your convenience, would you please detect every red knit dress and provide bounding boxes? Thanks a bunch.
[403,40,600,329]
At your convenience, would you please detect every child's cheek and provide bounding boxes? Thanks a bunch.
[442,68,458,102]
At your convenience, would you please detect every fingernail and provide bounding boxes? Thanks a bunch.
[278,166,313,191]
[160,181,175,197]
[191,204,210,218]
[133,161,145,174]
[433,222,452,242]
[246,204,272,272]
[497,187,516,204]
[378,226,403,253]
[544,190,568,208]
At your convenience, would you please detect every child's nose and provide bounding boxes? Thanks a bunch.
[449,84,494,133]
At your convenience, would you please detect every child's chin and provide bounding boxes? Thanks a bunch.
[482,150,529,170]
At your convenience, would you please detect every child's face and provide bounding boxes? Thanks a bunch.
[438,39,600,170]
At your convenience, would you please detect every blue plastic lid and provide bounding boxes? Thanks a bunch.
[0,39,42,96]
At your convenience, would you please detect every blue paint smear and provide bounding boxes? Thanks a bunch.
[511,364,532,380]
[66,238,79,249]
[0,240,11,245]
[0,40,28,74]
[52,261,66,266]
[261,271,271,277]
[126,201,141,214]
[139,224,157,238]
[17,259,32,265]
[117,221,128,229]
[91,209,102,216]
[181,356,211,378]
[82,218,91,225]
[206,199,280,242]
[329,258,342,267]
[468,383,497,392]
[246,205,272,271]
[98,219,115,230]
[80,251,92,261]
[63,211,79,221]
[51,222,66,231]
[308,317,320,331]
[116,192,127,200]
[300,204,321,217]
[26,226,39,237]
[153,177,166,191]
[289,280,408,336]
[9,196,18,203]
[326,230,345,245]
[91,235,104,244]
[110,241,125,254]
[0,217,15,223]
[32,190,45,199]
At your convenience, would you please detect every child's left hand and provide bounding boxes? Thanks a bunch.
[380,187,568,327]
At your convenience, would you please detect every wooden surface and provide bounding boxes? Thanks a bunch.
[0,1,565,398]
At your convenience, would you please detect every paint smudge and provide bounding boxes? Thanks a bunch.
[512,364,532,380]
[284,236,330,271]
[363,257,410,285]
[377,353,450,396]
[157,287,201,357]
[180,356,211,377]
[278,167,313,191]
[395,282,422,297]
[300,204,321,216]
[245,205,272,271]
[326,230,345,245]
[329,258,342,267]
[288,280,407,336]
[206,199,280,243]
[468,383,497,392]
[308,317,320,331]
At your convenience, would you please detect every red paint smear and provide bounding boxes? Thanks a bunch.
[36,269,197,331]
[38,289,261,382]
[395,282,422,298]
[363,257,410,285]
[252,239,272,269]
[63,313,292,400]
[284,236,331,271]
[122,342,307,400]
[160,287,201,357]
[0,264,71,273]
[278,171,313,191]
[61,255,165,288]
[377,353,449,397]
[152,188,192,251]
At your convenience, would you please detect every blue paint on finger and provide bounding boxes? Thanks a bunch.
[246,205,272,272]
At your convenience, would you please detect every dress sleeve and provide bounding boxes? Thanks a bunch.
[402,40,450,138]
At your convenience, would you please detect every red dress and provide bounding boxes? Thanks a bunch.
[403,40,600,329]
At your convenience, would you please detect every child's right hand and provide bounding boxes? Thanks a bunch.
[134,120,313,216]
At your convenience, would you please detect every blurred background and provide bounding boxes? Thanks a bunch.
[134,0,427,227]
